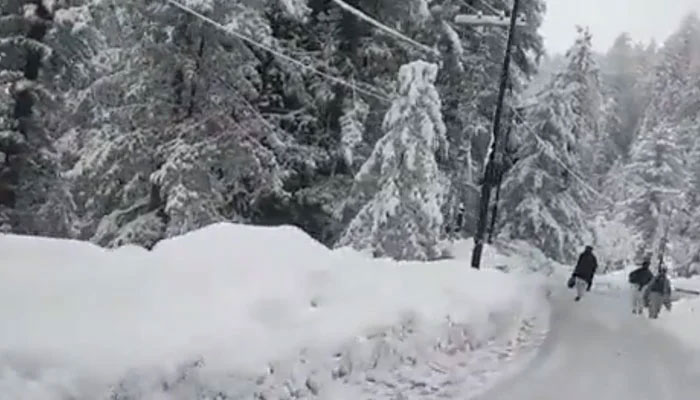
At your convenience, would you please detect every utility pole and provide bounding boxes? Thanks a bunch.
[487,87,517,243]
[487,112,511,243]
[656,208,672,272]
[470,0,521,269]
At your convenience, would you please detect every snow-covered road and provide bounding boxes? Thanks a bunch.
[478,285,700,400]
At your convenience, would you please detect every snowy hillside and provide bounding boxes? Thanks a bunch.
[0,224,549,399]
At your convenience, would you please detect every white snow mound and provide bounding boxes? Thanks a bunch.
[0,223,547,398]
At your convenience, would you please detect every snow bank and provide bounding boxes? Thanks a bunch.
[0,223,548,398]
[593,271,700,351]
[651,276,700,351]
[657,295,700,351]
[451,239,561,274]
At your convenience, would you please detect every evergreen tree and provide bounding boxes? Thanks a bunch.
[336,61,448,260]
[601,33,647,157]
[427,0,545,235]
[0,0,75,237]
[650,12,700,273]
[624,122,685,249]
[624,13,699,264]
[62,0,289,247]
[641,12,700,137]
[0,0,562,255]
[499,27,602,263]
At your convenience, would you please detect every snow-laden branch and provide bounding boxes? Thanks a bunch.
[166,0,391,103]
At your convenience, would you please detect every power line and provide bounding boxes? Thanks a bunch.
[331,0,439,57]
[509,106,616,206]
[168,0,618,220]
[534,136,612,205]
[165,0,392,104]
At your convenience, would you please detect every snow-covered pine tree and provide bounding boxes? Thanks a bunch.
[499,27,603,263]
[641,13,699,133]
[425,0,545,235]
[63,0,288,248]
[270,0,545,244]
[336,60,448,260]
[625,39,659,140]
[624,122,685,249]
[0,68,18,232]
[616,13,699,268]
[243,0,371,244]
[339,94,369,170]
[643,12,700,273]
[559,27,605,179]
[606,19,688,212]
[600,33,646,157]
[675,139,700,276]
[0,0,76,237]
[431,6,477,236]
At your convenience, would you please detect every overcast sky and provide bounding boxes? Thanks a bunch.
[540,0,700,54]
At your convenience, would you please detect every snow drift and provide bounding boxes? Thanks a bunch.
[0,223,548,398]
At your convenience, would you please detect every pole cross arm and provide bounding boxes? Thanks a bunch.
[454,13,527,27]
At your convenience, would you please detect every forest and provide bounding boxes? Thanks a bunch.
[1,0,699,274]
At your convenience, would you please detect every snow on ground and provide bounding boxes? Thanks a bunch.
[448,238,560,276]
[658,291,700,351]
[0,224,550,399]
[592,266,700,353]
[477,283,700,400]
[650,275,700,352]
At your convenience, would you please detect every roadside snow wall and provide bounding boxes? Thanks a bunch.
[0,223,549,399]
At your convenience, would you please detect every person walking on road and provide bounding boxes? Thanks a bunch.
[570,245,598,302]
[629,256,654,314]
[645,266,672,319]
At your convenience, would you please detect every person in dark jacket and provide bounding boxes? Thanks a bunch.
[629,257,654,314]
[644,266,672,319]
[571,245,598,301]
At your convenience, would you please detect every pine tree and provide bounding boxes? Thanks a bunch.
[62,0,289,247]
[336,61,448,260]
[0,0,553,253]
[339,94,369,170]
[560,27,605,178]
[0,0,75,237]
[625,122,685,246]
[499,28,602,263]
[426,0,545,235]
[601,33,647,157]
[621,13,700,267]
[650,12,700,273]
[642,13,700,136]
